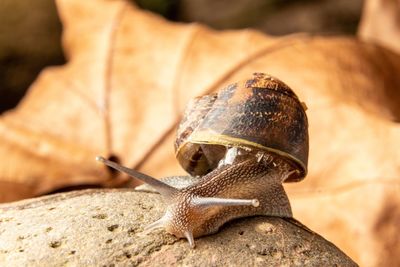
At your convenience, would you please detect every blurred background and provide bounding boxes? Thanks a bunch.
[1,1,400,266]
[0,0,363,113]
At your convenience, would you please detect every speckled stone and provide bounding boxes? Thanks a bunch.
[0,189,357,266]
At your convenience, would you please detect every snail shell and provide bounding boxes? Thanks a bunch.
[175,72,308,181]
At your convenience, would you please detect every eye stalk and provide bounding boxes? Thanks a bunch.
[96,156,178,199]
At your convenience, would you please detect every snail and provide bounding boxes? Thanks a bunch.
[97,72,309,248]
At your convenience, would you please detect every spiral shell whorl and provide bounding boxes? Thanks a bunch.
[176,73,309,182]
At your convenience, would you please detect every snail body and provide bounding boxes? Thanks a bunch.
[97,73,309,248]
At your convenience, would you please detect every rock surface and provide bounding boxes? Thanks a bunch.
[0,189,357,266]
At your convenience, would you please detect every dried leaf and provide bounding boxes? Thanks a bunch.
[358,0,400,54]
[0,0,399,266]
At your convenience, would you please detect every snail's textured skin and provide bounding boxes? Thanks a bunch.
[176,73,308,181]
[165,153,293,238]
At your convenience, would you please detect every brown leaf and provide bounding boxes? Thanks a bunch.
[358,0,400,54]
[0,0,400,266]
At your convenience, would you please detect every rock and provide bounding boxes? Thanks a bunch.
[0,189,357,266]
